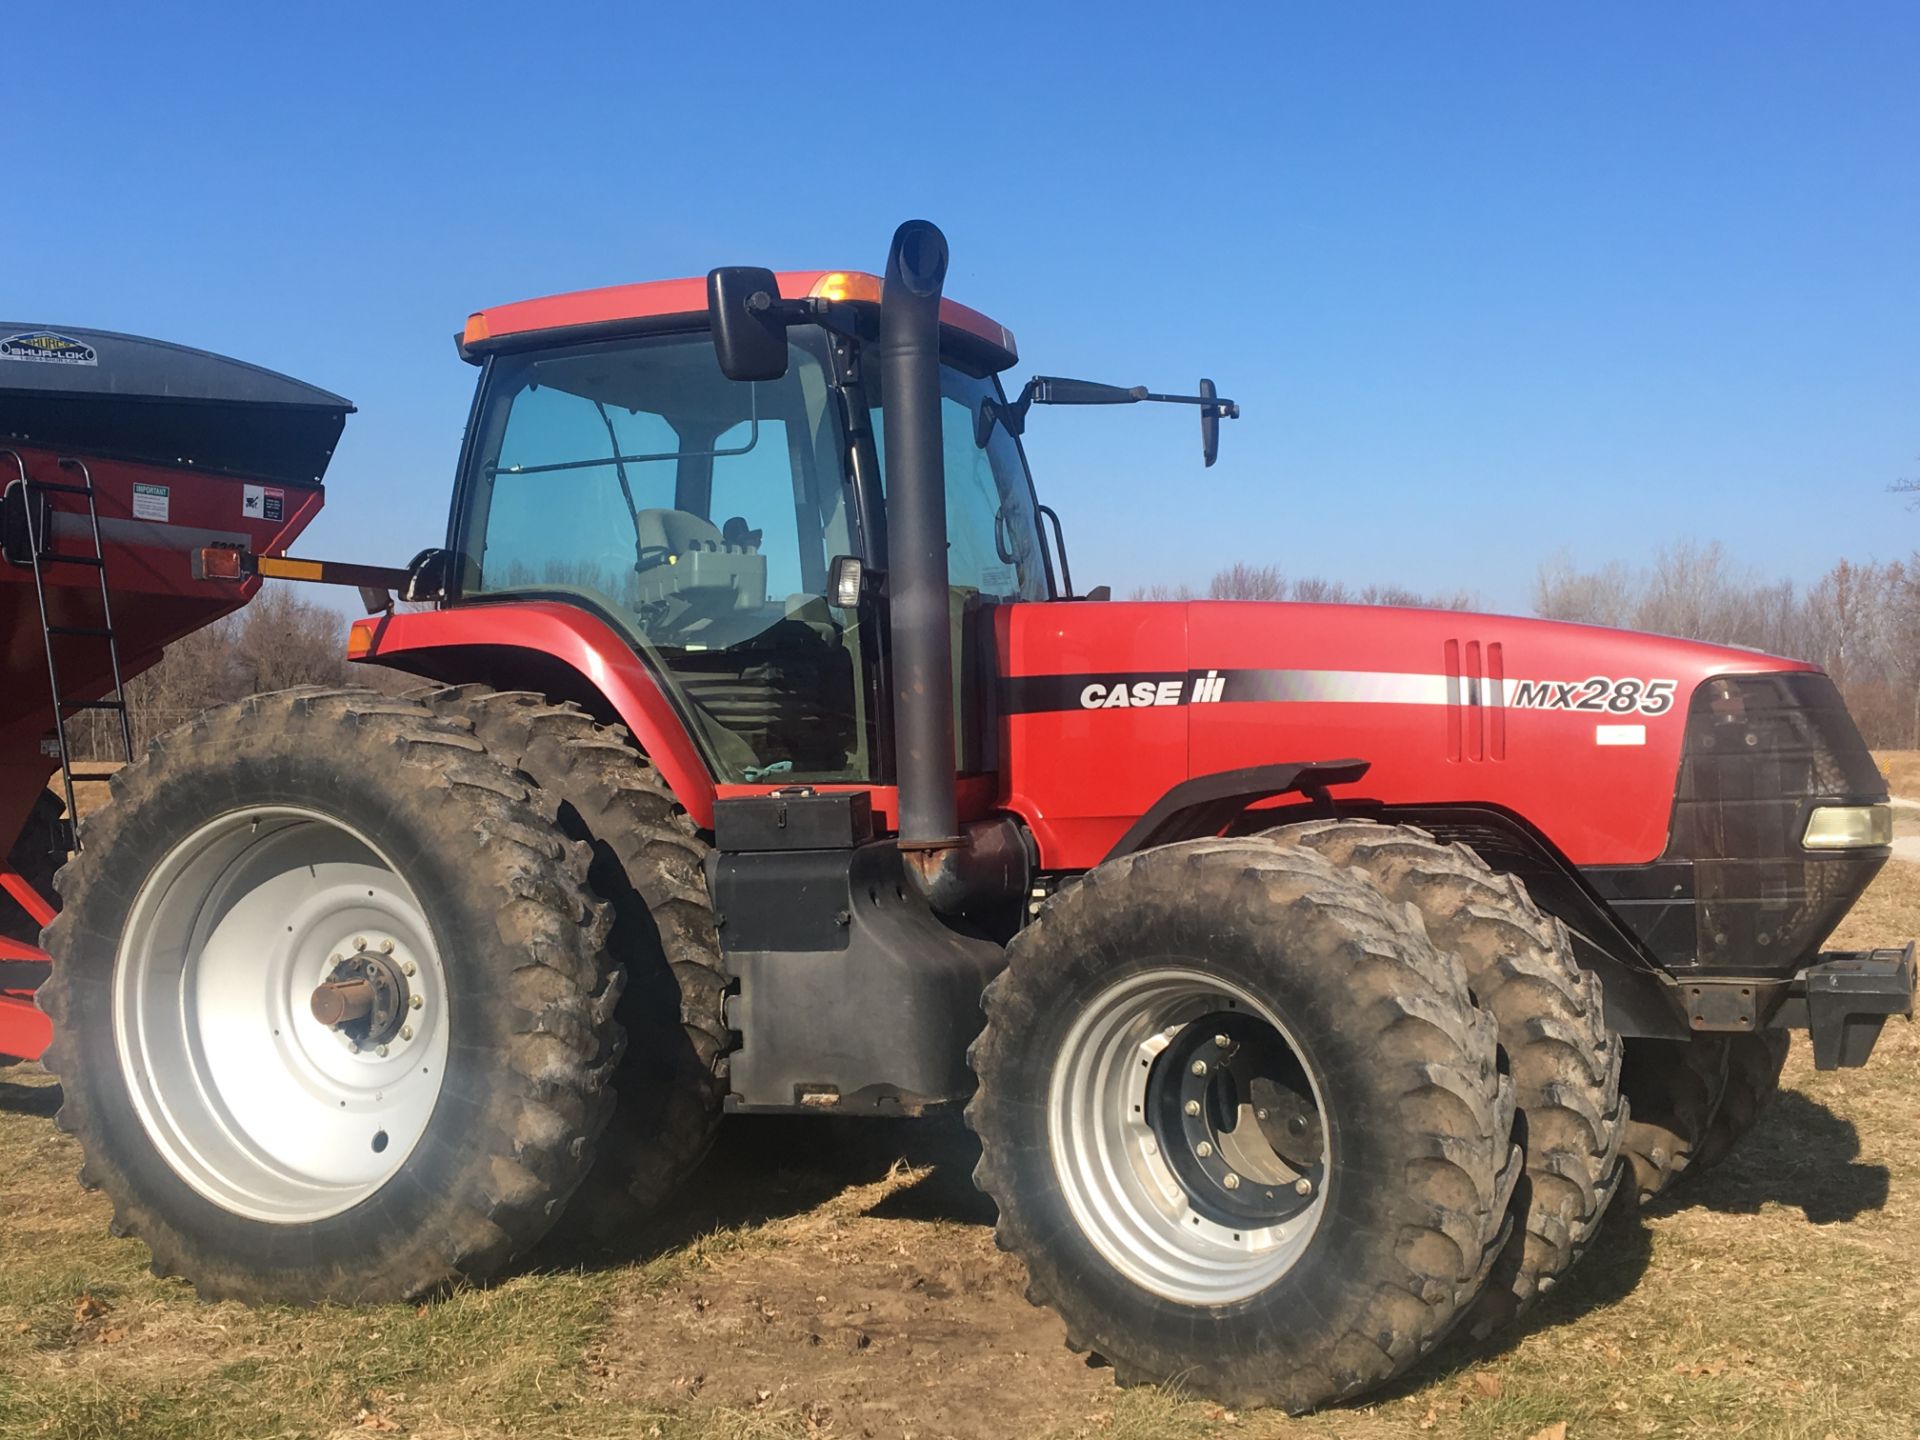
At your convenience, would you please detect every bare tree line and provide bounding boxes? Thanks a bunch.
[1131,562,1478,610]
[1536,541,1920,748]
[62,585,381,761]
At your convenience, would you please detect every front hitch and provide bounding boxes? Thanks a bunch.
[1774,942,1915,1070]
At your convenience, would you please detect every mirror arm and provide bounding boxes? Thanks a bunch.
[745,291,831,326]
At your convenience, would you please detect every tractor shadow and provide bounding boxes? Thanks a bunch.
[1650,1089,1889,1225]
[0,1070,62,1119]
[1364,1085,1885,1398]
[532,1111,993,1273]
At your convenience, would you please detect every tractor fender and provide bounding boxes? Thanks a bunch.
[347,602,717,829]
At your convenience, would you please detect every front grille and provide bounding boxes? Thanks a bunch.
[1596,672,1889,976]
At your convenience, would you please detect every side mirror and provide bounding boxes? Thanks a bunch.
[707,267,791,382]
[1200,378,1221,468]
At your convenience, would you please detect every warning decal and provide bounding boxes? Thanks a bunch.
[132,483,170,522]
[242,484,285,523]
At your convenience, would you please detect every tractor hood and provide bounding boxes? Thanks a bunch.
[995,599,1831,871]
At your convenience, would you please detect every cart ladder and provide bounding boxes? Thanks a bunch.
[2,449,135,848]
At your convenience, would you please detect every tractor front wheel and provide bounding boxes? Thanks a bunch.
[37,689,619,1303]
[968,839,1515,1413]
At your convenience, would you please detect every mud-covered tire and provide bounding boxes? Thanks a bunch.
[1265,820,1626,1342]
[414,686,727,1232]
[1619,1036,1729,1203]
[967,838,1515,1413]
[1,788,65,946]
[1688,1031,1791,1177]
[36,688,618,1303]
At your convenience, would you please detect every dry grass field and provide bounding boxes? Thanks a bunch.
[2,778,1917,1438]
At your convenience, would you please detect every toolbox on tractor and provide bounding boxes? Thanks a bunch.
[0,324,347,1063]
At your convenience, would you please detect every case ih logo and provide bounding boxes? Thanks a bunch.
[1079,672,1228,709]
[0,331,98,365]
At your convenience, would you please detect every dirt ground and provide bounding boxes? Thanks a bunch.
[2,770,1917,1438]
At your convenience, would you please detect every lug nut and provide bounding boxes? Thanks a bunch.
[376,1043,389,1057]
[400,1025,413,1041]
[1184,1099,1202,1117]
[410,994,423,1010]
[329,954,342,966]
[1195,1141,1213,1158]
[354,937,366,951]
[381,939,395,953]
[402,961,417,976]
[1214,1033,1230,1049]
[1223,1173,1240,1190]
[1294,1178,1313,1196]
[1190,1060,1208,1077]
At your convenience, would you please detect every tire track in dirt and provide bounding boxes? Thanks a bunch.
[588,1118,1121,1440]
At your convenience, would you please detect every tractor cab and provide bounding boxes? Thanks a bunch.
[449,272,1050,787]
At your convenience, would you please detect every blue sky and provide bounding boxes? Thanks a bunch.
[9,2,1916,614]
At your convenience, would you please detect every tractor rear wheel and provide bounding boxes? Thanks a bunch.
[968,838,1515,1413]
[1687,1031,1791,1178]
[415,686,727,1234]
[37,689,618,1303]
[1618,1036,1730,1204]
[1265,820,1625,1342]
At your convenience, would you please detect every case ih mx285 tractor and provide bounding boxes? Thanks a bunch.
[37,222,1911,1412]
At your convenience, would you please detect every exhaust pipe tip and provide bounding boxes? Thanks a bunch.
[888,221,949,298]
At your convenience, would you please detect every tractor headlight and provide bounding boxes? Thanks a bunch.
[1803,804,1894,850]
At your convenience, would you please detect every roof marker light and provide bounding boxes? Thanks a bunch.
[810,272,883,304]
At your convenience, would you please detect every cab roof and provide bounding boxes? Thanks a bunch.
[461,270,1018,372]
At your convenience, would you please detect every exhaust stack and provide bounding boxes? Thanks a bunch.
[878,221,960,853]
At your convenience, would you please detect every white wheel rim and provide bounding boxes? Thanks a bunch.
[113,806,451,1223]
[1047,966,1329,1305]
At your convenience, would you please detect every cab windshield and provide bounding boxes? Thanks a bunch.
[456,324,1049,783]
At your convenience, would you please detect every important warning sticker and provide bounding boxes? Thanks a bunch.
[0,331,98,365]
[132,482,170,522]
[242,484,284,523]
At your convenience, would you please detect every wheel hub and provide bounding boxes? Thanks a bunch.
[310,948,412,1048]
[1149,1010,1324,1227]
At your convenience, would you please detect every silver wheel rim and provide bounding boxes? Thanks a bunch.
[1047,966,1329,1305]
[113,806,450,1223]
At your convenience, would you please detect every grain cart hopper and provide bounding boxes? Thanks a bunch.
[32,224,1913,1412]
[0,325,347,1062]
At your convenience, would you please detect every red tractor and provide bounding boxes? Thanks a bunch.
[27,222,1911,1412]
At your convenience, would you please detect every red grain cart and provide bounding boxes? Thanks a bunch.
[0,324,347,1061]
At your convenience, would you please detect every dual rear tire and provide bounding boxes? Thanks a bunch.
[968,836,1521,1412]
[37,687,718,1303]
